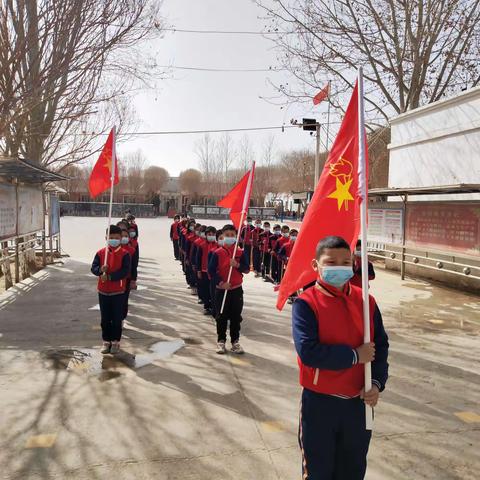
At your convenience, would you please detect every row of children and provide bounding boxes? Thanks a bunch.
[170,215,249,354]
[91,214,139,354]
[238,217,375,300]
[171,215,387,479]
[238,216,298,285]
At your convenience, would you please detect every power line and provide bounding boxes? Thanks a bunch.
[96,125,302,137]
[163,27,297,36]
[158,65,284,73]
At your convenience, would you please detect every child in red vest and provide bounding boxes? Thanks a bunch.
[208,224,250,354]
[351,239,376,288]
[170,214,181,260]
[269,224,282,282]
[278,228,298,303]
[259,221,273,280]
[127,224,139,290]
[274,225,290,283]
[120,227,135,320]
[91,225,131,354]
[196,226,217,315]
[240,216,255,268]
[252,218,263,276]
[292,236,389,480]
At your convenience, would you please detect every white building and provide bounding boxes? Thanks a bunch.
[388,86,480,201]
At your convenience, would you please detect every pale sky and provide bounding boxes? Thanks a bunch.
[118,0,329,176]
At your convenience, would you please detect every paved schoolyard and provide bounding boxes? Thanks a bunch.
[0,216,479,479]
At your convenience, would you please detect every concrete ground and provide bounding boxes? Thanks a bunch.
[0,216,479,480]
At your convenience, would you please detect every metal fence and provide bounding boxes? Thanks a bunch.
[188,205,277,220]
[59,201,156,218]
[367,241,480,290]
[0,229,60,290]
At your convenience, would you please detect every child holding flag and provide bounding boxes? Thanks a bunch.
[208,225,250,354]
[292,236,389,479]
[91,225,131,354]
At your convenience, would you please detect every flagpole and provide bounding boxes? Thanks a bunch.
[103,125,117,267]
[357,68,373,430]
[219,161,255,315]
[326,80,331,152]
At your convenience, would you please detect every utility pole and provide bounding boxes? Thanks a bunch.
[315,123,321,188]
[291,117,321,191]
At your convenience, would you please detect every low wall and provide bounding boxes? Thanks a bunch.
[60,201,156,218]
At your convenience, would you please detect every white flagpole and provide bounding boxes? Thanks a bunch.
[219,161,255,315]
[357,68,373,430]
[103,126,117,267]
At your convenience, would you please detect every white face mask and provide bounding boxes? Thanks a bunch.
[206,235,216,242]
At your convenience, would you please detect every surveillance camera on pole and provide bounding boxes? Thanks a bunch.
[302,118,321,189]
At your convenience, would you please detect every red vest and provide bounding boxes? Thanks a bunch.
[122,244,135,279]
[270,235,281,256]
[297,284,375,397]
[252,227,263,247]
[200,240,217,272]
[241,225,254,245]
[97,246,128,294]
[260,232,273,253]
[171,222,179,240]
[214,245,245,289]
[281,241,295,262]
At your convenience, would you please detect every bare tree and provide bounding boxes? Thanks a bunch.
[195,133,215,180]
[144,165,169,193]
[0,0,165,168]
[257,0,480,125]
[179,168,203,197]
[237,134,255,172]
[217,132,236,184]
[122,150,147,194]
[279,149,317,191]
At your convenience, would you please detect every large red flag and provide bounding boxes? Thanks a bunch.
[217,163,256,229]
[88,128,119,198]
[277,82,364,310]
[313,83,329,105]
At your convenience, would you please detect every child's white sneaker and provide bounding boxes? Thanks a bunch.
[110,341,120,354]
[101,342,111,354]
[231,342,244,354]
[216,342,227,354]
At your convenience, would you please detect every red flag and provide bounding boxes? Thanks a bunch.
[313,83,329,105]
[217,163,256,229]
[277,82,364,310]
[88,128,119,198]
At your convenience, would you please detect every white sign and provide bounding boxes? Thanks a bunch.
[191,206,205,215]
[17,186,44,235]
[206,207,220,215]
[368,208,403,244]
[0,183,17,239]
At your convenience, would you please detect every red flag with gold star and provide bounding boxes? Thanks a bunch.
[88,128,119,198]
[277,81,366,310]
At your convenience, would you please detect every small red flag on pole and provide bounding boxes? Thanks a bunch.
[217,162,256,314]
[88,128,119,199]
[313,83,330,105]
[277,82,365,311]
[88,127,119,266]
[217,163,256,229]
